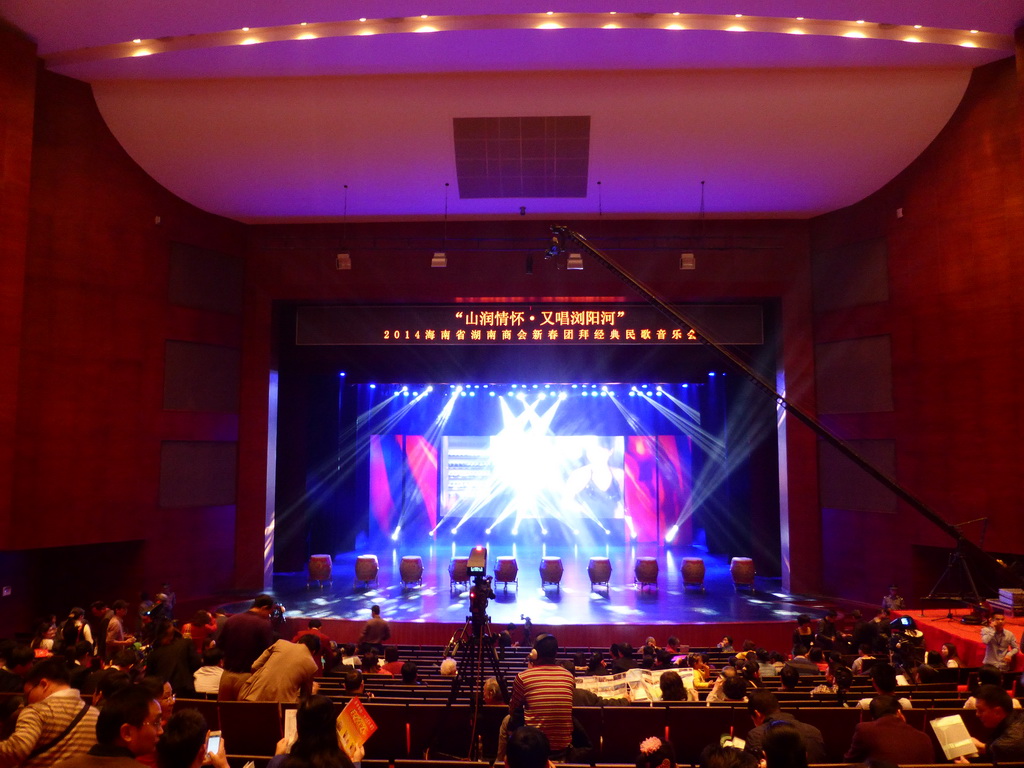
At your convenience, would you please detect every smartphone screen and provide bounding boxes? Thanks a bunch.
[207,733,221,754]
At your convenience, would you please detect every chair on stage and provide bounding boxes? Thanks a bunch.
[449,556,470,594]
[587,556,612,593]
[307,554,333,589]
[539,556,563,591]
[355,554,379,588]
[400,555,424,588]
[634,557,659,590]
[494,556,519,593]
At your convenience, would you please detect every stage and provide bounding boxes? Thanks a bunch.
[899,607,1024,672]
[235,545,831,650]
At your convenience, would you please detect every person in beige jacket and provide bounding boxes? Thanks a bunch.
[238,636,319,702]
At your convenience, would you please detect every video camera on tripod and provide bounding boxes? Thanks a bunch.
[467,546,496,625]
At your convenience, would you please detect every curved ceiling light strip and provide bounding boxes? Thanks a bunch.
[44,13,1011,67]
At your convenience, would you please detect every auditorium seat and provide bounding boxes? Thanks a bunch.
[790,707,861,763]
[598,705,669,762]
[666,705,735,764]
[175,698,220,729]
[218,701,282,757]
[361,702,413,759]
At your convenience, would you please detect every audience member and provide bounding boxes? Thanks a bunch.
[399,661,420,686]
[855,663,911,710]
[506,726,552,768]
[191,649,224,698]
[269,695,354,768]
[439,657,457,676]
[743,690,827,764]
[851,644,876,675]
[155,709,228,768]
[55,684,159,768]
[845,695,935,763]
[778,665,799,692]
[61,610,95,653]
[0,645,34,693]
[762,723,808,768]
[239,636,319,702]
[216,595,275,699]
[508,634,574,758]
[658,671,686,702]
[982,611,1019,672]
[357,605,390,654]
[105,602,136,662]
[699,745,757,768]
[144,623,200,698]
[784,648,817,676]
[0,659,99,768]
[636,736,676,768]
[791,616,813,656]
[291,620,336,673]
[360,651,389,676]
[381,646,404,676]
[716,636,734,653]
[179,612,217,655]
[960,684,1024,763]
[942,642,962,668]
[964,665,1022,710]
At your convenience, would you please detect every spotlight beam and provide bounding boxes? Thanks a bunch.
[549,224,1011,583]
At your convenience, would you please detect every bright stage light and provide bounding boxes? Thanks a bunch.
[390,525,401,541]
[665,524,679,543]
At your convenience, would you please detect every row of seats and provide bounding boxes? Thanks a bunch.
[177,698,1014,765]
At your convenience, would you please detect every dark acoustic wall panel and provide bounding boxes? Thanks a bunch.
[811,238,889,312]
[168,242,244,314]
[159,441,237,508]
[818,439,898,513]
[454,116,590,198]
[815,335,893,414]
[163,340,240,412]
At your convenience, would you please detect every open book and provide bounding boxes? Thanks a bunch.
[576,668,695,702]
[930,714,979,760]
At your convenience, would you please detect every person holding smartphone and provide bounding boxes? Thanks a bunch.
[155,709,229,768]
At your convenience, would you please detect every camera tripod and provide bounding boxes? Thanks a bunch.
[429,611,509,760]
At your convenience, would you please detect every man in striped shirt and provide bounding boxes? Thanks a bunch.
[0,659,98,768]
[508,634,575,757]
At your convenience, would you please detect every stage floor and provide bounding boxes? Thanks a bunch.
[255,544,828,628]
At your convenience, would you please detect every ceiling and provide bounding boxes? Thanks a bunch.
[2,1,1021,223]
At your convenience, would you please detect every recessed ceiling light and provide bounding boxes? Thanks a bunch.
[240,37,259,44]
[241,27,249,31]
[959,41,977,47]
[359,17,367,22]
[132,38,142,43]
[132,49,151,57]
[914,24,922,29]
[665,23,684,29]
[672,11,680,15]
[903,36,921,43]
[300,22,307,26]
[414,25,437,32]
[297,33,316,39]
[856,19,865,24]
[603,23,618,28]
[726,25,745,31]
[734,13,743,17]
[970,29,978,34]
[843,31,866,38]
[796,16,804,20]
[421,14,428,19]
[609,10,616,14]
[538,21,562,28]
